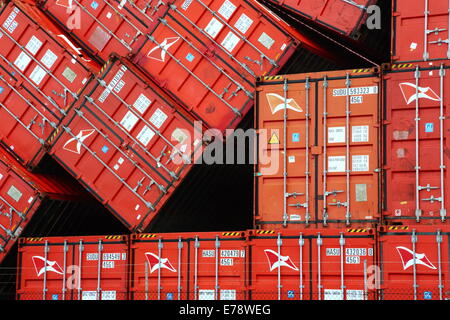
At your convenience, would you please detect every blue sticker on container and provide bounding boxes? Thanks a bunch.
[425,123,434,133]
[91,1,98,9]
[424,291,432,300]
[52,294,59,300]
[102,145,109,153]
[287,290,295,299]
[0,87,3,94]
[166,293,173,300]
[186,53,195,62]
[292,133,300,142]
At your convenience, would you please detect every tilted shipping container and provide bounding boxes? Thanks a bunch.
[129,231,248,300]
[392,0,450,63]
[48,55,205,232]
[247,228,377,300]
[16,235,129,300]
[378,225,450,300]
[0,0,100,169]
[255,68,381,230]
[383,61,450,225]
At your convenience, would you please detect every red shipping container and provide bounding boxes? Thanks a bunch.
[248,228,377,300]
[49,56,204,233]
[0,0,100,169]
[378,225,450,300]
[38,0,157,63]
[129,231,248,300]
[383,61,450,225]
[392,0,450,63]
[263,0,377,38]
[255,69,381,230]
[132,0,310,134]
[16,235,129,300]
[0,146,85,264]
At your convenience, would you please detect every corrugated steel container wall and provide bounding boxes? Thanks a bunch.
[262,0,378,38]
[247,228,377,300]
[16,235,129,300]
[49,56,205,233]
[383,61,450,225]
[378,225,450,300]
[129,231,248,300]
[0,0,100,169]
[132,0,305,135]
[392,0,450,63]
[38,0,157,64]
[255,69,381,230]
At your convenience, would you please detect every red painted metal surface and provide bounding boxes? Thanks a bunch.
[49,56,204,232]
[16,235,129,300]
[383,61,450,225]
[0,0,100,169]
[263,0,377,38]
[132,0,306,134]
[255,69,381,230]
[129,231,248,300]
[0,146,84,264]
[392,0,450,63]
[38,0,157,63]
[248,228,376,300]
[378,225,450,300]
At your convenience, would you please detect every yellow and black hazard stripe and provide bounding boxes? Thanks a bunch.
[347,228,368,233]
[139,234,157,239]
[352,68,372,74]
[26,238,44,242]
[47,127,61,145]
[256,230,275,235]
[391,63,414,70]
[104,235,122,240]
[221,232,242,237]
[388,226,409,231]
[99,58,112,77]
[263,75,283,81]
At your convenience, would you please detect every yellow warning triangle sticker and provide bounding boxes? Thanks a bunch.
[269,132,280,144]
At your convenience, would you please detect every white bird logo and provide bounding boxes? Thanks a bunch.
[396,246,437,270]
[62,129,95,154]
[266,93,303,115]
[147,37,180,62]
[144,252,177,273]
[32,256,64,277]
[264,249,299,271]
[399,82,441,105]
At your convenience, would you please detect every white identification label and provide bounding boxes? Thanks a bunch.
[288,156,295,163]
[221,31,240,52]
[103,253,121,260]
[220,250,239,258]
[14,52,32,71]
[82,291,98,300]
[326,248,341,256]
[204,17,224,39]
[347,290,364,300]
[258,32,275,49]
[220,290,236,300]
[98,68,126,103]
[101,291,117,300]
[120,111,139,132]
[290,214,301,221]
[133,93,152,114]
[352,126,369,142]
[202,250,215,258]
[345,256,361,264]
[345,248,367,256]
[324,289,344,300]
[328,127,346,143]
[199,290,215,300]
[218,0,236,20]
[41,49,58,69]
[7,185,22,202]
[25,36,43,55]
[220,258,233,266]
[149,108,168,128]
[352,155,369,172]
[332,86,378,97]
[136,125,155,147]
[114,80,125,93]
[350,96,363,104]
[102,261,115,268]
[28,197,34,203]
[328,156,346,173]
[3,8,18,31]
[86,253,99,261]
[62,67,77,83]
[29,66,46,85]
[234,13,253,34]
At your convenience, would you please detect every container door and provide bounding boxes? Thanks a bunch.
[316,73,380,227]
[384,63,449,224]
[379,226,450,300]
[256,78,314,229]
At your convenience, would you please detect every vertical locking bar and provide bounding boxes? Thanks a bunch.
[283,78,288,227]
[145,260,149,300]
[157,238,163,300]
[439,65,447,221]
[412,229,418,300]
[299,233,304,300]
[424,0,430,60]
[414,67,422,222]
[43,240,48,301]
[194,236,199,300]
[317,234,322,300]
[305,78,311,225]
[340,233,346,296]
[178,237,183,300]
[97,240,102,300]
[77,240,83,300]
[323,77,329,226]
[437,230,443,300]
[363,259,368,300]
[345,74,351,226]
[215,236,220,300]
[62,240,68,301]
[277,233,282,300]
